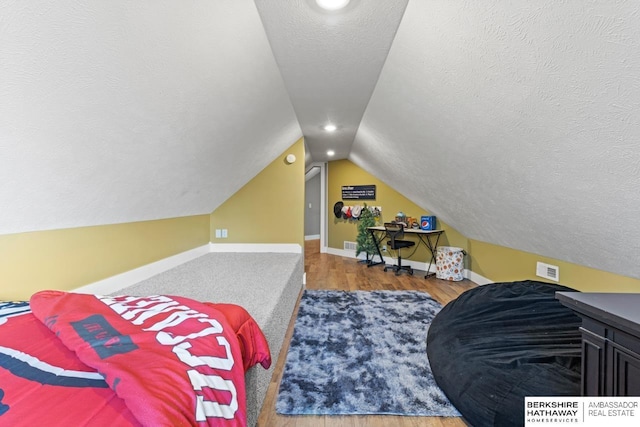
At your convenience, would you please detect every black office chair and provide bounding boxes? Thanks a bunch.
[383,222,415,275]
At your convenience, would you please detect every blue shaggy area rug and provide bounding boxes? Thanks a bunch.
[276,290,460,417]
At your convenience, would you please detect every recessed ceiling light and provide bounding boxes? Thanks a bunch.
[323,124,337,132]
[316,0,350,11]
[327,150,335,156]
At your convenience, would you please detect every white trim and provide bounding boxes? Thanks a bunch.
[325,247,438,273]
[326,246,367,260]
[305,234,320,241]
[209,243,302,253]
[319,162,327,253]
[71,239,485,298]
[305,167,320,180]
[73,244,211,295]
[325,247,494,284]
[73,243,303,295]
[464,269,493,285]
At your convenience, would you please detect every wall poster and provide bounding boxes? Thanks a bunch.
[342,185,376,200]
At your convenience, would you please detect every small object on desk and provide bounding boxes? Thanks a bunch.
[421,215,436,230]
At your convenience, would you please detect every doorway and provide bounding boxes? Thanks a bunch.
[304,163,326,252]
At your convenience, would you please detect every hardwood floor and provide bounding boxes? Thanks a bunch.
[257,240,477,427]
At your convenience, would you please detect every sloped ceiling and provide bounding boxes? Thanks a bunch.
[351,0,640,279]
[254,0,408,161]
[0,0,301,234]
[2,1,639,281]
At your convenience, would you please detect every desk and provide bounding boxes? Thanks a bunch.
[367,226,444,278]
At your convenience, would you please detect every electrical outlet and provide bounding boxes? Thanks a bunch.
[221,229,228,238]
[382,245,387,252]
[215,229,221,238]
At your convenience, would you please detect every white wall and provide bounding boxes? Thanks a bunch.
[0,0,301,234]
[352,0,640,279]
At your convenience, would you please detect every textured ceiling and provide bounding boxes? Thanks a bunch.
[0,0,301,234]
[351,0,640,279]
[2,0,639,281]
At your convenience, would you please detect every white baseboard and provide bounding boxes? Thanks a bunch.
[74,242,302,295]
[73,241,486,297]
[304,234,320,241]
[325,247,437,274]
[209,243,302,253]
[325,247,369,261]
[326,246,492,284]
[465,269,493,285]
[73,244,211,296]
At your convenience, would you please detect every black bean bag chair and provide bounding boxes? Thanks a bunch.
[426,280,582,427]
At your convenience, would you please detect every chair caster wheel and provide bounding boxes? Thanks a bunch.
[383,267,388,272]
[409,270,414,275]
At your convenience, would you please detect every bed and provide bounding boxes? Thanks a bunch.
[426,280,582,427]
[0,291,272,426]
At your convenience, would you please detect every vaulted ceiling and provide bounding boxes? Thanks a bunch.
[1,1,639,280]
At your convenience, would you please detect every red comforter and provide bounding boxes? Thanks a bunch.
[0,291,271,426]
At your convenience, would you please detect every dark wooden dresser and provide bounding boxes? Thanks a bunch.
[556,292,640,396]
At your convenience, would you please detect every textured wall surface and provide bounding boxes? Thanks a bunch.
[0,0,301,234]
[3,0,640,283]
[352,0,640,279]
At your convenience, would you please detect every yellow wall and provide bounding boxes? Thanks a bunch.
[0,137,304,302]
[469,239,640,292]
[4,136,633,301]
[328,159,467,263]
[0,215,210,301]
[328,160,639,293]
[210,138,305,248]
